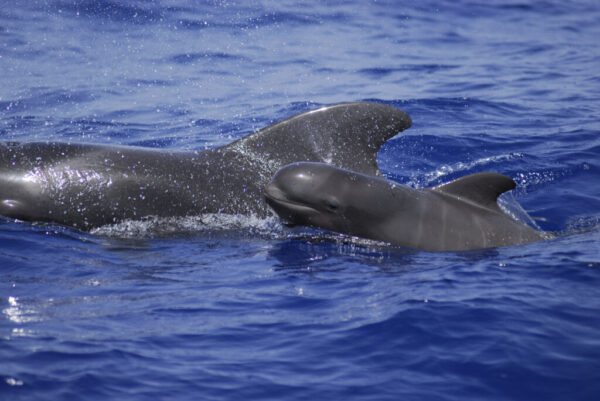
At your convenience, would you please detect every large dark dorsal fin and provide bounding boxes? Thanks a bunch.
[432,172,516,213]
[226,102,412,176]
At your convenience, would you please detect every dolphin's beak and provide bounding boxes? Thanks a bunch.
[264,183,318,226]
[264,184,286,203]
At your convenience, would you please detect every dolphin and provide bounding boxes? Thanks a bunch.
[264,162,546,251]
[0,102,411,229]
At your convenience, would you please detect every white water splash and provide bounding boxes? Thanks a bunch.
[497,191,544,231]
[407,152,524,187]
[90,213,285,239]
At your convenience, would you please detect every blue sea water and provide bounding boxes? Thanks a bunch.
[1,1,600,400]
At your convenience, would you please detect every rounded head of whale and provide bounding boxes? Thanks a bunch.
[264,162,397,236]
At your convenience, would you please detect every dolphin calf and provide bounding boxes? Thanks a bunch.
[264,162,545,251]
[0,103,411,229]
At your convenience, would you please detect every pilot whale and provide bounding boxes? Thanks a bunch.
[0,103,411,229]
[264,162,546,251]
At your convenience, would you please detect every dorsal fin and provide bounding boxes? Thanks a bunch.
[225,102,411,176]
[432,172,516,213]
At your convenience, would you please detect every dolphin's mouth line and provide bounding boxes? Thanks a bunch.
[264,194,319,215]
[264,187,319,216]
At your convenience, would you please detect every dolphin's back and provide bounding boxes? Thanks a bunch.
[395,173,546,251]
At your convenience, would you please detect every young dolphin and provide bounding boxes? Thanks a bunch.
[0,103,411,229]
[264,162,545,251]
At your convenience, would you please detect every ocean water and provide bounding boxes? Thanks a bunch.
[1,1,600,400]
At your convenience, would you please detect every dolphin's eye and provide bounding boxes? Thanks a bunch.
[325,199,340,212]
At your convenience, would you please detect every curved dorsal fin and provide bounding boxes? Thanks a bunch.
[226,102,412,176]
[432,172,516,213]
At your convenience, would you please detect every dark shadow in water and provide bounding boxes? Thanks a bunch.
[266,230,523,275]
[268,234,417,273]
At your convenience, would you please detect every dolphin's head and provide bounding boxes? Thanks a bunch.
[265,162,397,236]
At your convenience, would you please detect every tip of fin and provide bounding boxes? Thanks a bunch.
[433,172,516,213]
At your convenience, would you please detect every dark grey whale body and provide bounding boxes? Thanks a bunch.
[0,103,411,229]
[265,162,545,251]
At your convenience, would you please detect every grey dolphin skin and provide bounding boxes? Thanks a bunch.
[265,162,545,251]
[0,103,411,229]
